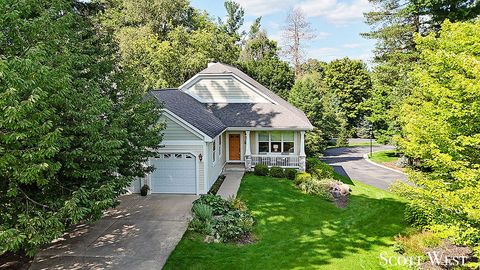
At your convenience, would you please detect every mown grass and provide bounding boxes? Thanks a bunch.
[369,150,399,163]
[164,171,408,270]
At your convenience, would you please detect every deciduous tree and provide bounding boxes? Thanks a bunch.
[393,21,480,246]
[281,8,315,77]
[0,0,162,255]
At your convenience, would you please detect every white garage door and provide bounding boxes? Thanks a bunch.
[150,153,196,194]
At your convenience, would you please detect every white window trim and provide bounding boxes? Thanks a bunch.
[257,131,295,155]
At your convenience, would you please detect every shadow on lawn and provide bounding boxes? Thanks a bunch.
[241,178,407,269]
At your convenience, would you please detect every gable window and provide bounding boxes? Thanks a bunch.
[258,131,295,154]
[212,140,216,163]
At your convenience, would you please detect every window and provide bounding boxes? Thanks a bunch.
[258,131,295,154]
[219,135,222,156]
[283,132,295,153]
[258,132,269,153]
[212,140,216,163]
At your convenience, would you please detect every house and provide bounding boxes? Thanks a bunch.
[131,63,313,195]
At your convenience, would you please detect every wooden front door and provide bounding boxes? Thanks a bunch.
[229,134,241,160]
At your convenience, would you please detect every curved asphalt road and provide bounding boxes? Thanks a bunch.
[321,145,408,191]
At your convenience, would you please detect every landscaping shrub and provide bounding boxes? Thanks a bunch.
[193,203,213,221]
[191,195,255,243]
[190,204,214,235]
[254,164,269,176]
[307,159,334,179]
[284,168,297,180]
[269,166,285,178]
[294,172,312,185]
[298,179,333,201]
[228,197,248,211]
[193,194,231,215]
[212,210,255,242]
[393,231,443,256]
[140,184,150,196]
[306,157,321,171]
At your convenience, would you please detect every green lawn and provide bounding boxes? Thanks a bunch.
[164,173,408,270]
[369,150,399,163]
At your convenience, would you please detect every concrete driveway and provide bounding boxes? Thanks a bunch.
[322,145,408,190]
[31,194,197,270]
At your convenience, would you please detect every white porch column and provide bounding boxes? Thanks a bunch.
[245,130,252,171]
[299,131,306,171]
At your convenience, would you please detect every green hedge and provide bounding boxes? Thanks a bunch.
[254,164,269,176]
[269,166,285,178]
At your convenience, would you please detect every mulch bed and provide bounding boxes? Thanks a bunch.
[420,241,476,269]
[0,252,32,270]
[208,174,226,195]
[382,161,406,172]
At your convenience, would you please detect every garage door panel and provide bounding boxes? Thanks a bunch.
[150,153,196,194]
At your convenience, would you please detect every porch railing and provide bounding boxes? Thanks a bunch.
[250,154,299,168]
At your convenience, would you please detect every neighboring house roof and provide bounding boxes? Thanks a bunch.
[150,63,314,138]
[149,89,226,139]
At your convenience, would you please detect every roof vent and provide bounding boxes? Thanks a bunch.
[207,62,216,67]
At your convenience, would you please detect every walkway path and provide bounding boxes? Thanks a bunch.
[322,145,408,190]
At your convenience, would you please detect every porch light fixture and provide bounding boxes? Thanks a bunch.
[198,153,203,162]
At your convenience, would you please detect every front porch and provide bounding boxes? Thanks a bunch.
[225,130,306,171]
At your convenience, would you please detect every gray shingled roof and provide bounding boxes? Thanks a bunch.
[150,63,313,138]
[149,90,226,138]
[199,63,313,128]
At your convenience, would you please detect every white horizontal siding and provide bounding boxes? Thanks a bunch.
[160,116,201,141]
[185,76,270,103]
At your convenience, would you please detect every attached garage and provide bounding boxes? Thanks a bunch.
[150,153,197,194]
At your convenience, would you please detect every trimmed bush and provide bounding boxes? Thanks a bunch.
[269,166,285,178]
[284,168,297,180]
[294,172,312,185]
[193,194,231,215]
[254,164,269,176]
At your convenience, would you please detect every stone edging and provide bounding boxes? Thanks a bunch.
[363,153,407,175]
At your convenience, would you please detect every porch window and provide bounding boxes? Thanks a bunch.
[258,131,295,154]
[258,132,269,153]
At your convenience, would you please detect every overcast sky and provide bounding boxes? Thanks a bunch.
[191,0,376,64]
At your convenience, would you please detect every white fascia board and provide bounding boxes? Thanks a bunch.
[162,109,213,142]
[179,73,277,105]
[226,127,312,131]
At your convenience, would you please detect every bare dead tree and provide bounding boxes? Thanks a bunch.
[281,7,316,77]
